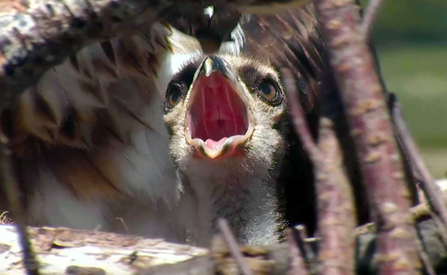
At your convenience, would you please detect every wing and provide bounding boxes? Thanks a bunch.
[2,22,180,217]
[9,24,171,153]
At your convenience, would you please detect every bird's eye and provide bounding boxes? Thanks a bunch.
[257,79,281,105]
[166,82,184,108]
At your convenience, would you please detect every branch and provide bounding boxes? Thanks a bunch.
[285,228,310,275]
[0,225,210,275]
[312,0,420,274]
[360,0,383,39]
[217,219,252,275]
[0,135,39,275]
[389,93,447,240]
[283,68,356,275]
[314,118,356,275]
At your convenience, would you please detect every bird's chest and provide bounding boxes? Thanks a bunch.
[174,170,280,246]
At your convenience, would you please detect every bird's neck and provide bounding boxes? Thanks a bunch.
[178,163,282,247]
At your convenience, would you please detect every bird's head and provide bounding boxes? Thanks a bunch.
[163,54,287,176]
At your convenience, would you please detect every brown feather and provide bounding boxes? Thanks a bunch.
[4,22,172,216]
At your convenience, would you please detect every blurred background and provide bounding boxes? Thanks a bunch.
[361,0,447,178]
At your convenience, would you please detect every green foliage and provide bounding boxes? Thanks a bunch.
[377,43,447,177]
[361,0,447,176]
[361,0,447,42]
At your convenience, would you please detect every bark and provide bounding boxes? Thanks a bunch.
[314,118,356,275]
[313,0,420,274]
[0,225,209,275]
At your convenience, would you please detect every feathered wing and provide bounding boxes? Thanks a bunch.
[10,24,172,154]
[2,23,187,237]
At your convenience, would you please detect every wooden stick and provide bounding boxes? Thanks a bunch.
[218,219,253,275]
[0,135,39,275]
[284,68,356,275]
[360,0,383,39]
[389,93,447,242]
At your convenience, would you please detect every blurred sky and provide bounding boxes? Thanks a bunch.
[361,0,447,178]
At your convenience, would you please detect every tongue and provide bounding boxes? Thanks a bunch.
[205,138,227,149]
[189,73,248,147]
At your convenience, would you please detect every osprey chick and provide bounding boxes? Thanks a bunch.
[0,4,323,248]
[164,54,288,245]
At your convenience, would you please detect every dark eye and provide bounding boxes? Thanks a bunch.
[257,79,282,105]
[166,82,184,108]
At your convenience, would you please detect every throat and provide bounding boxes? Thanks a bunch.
[182,169,282,246]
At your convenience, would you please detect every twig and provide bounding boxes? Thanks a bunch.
[116,217,131,235]
[0,211,11,224]
[283,68,356,275]
[358,201,447,234]
[285,228,309,275]
[360,0,383,39]
[312,0,420,274]
[282,69,319,160]
[0,134,39,275]
[389,93,447,242]
[217,218,253,275]
[294,225,316,264]
[314,118,356,275]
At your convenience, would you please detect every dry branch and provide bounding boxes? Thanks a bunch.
[313,0,420,274]
[360,0,383,39]
[284,67,356,275]
[0,136,38,275]
[0,225,209,275]
[389,93,447,240]
[285,229,309,275]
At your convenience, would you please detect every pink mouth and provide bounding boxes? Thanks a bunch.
[187,72,251,159]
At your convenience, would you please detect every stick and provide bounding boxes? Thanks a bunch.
[360,0,383,39]
[284,68,356,275]
[217,219,253,275]
[389,93,447,241]
[0,135,39,275]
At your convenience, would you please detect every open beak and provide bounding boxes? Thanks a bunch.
[185,56,253,159]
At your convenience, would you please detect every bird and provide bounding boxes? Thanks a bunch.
[0,4,326,247]
[163,54,288,245]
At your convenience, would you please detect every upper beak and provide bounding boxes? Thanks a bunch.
[199,55,230,77]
